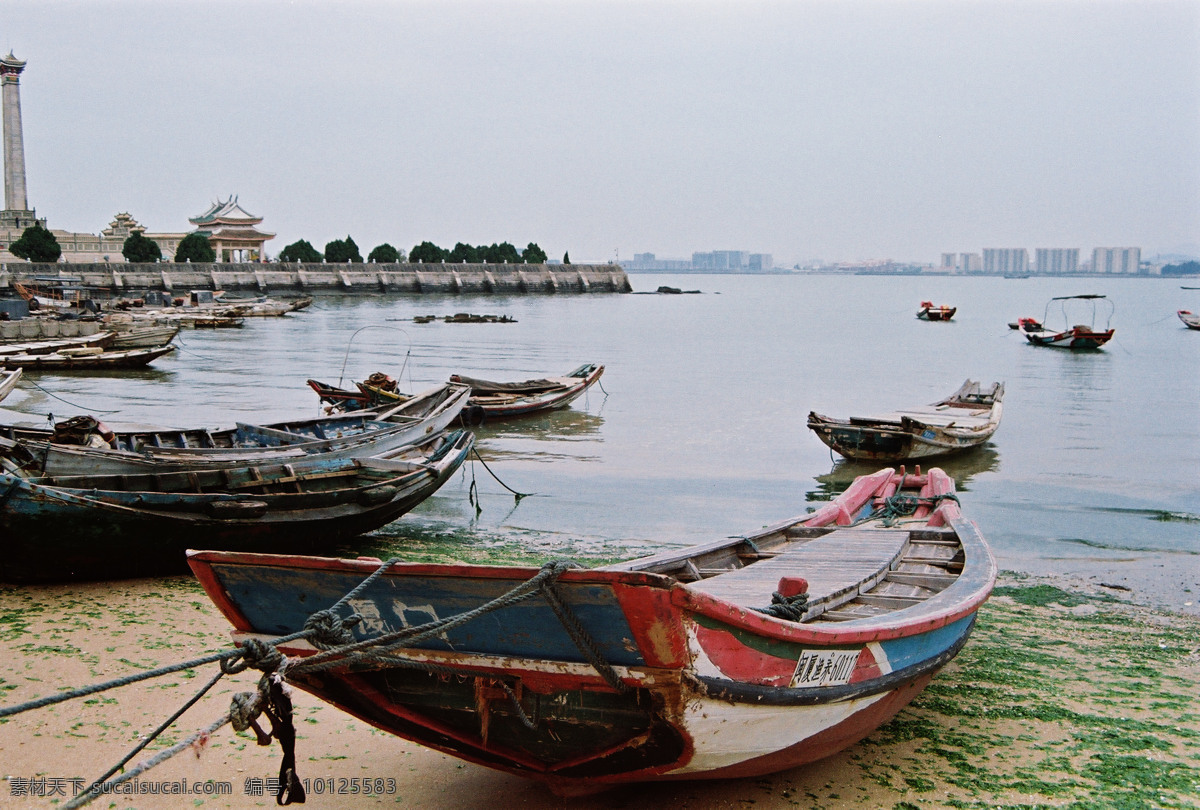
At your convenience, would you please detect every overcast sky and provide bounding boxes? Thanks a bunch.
[2,0,1198,265]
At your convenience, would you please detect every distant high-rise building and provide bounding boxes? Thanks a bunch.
[1035,248,1079,274]
[692,250,750,271]
[1092,247,1141,274]
[983,248,1029,275]
[748,253,773,272]
[960,253,982,273]
[940,253,957,269]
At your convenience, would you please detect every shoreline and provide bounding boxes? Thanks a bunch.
[1,570,1198,809]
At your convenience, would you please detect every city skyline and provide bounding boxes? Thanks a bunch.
[0,1,1197,266]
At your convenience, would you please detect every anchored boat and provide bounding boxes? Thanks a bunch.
[189,466,994,796]
[3,382,470,476]
[311,363,605,422]
[916,301,956,321]
[0,429,474,583]
[1022,295,1114,349]
[807,380,1004,461]
[1178,310,1200,330]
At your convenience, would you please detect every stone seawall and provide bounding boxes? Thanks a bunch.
[0,262,631,294]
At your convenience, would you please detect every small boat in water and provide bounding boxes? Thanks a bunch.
[0,383,471,476]
[0,368,20,403]
[449,363,605,420]
[107,324,180,349]
[807,380,1004,461]
[0,428,474,583]
[1007,317,1043,332]
[0,331,114,356]
[311,363,605,422]
[1178,310,1200,330]
[916,301,956,321]
[1023,294,1114,350]
[0,344,174,370]
[188,466,994,796]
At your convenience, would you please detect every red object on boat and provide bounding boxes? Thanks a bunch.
[777,576,809,597]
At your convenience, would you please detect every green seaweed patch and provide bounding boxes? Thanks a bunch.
[992,584,1087,607]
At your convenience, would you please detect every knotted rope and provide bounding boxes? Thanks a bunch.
[853,491,960,527]
[5,555,625,808]
[754,591,810,622]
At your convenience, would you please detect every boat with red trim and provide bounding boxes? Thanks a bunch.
[1023,294,1115,349]
[916,301,956,321]
[188,466,994,796]
[1178,310,1200,330]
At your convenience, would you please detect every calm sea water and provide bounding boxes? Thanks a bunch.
[3,274,1197,610]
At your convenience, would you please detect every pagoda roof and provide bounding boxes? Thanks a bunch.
[194,225,276,242]
[189,195,264,226]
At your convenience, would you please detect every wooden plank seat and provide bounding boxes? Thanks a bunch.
[684,528,912,618]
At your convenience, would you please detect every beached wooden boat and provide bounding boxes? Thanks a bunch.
[1023,295,1115,349]
[807,380,1004,462]
[0,345,174,370]
[0,368,20,403]
[1,383,471,476]
[310,363,605,422]
[188,466,993,796]
[916,301,956,321]
[1177,310,1200,330]
[0,428,474,583]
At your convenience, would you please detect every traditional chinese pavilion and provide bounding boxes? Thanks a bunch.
[188,196,274,262]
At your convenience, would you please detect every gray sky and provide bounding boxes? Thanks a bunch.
[3,0,1198,265]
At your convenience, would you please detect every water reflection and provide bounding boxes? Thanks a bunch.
[473,409,605,442]
[809,444,1001,501]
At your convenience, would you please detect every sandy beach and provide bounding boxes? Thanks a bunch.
[0,571,1197,810]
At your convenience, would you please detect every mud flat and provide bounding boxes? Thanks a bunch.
[0,570,1197,809]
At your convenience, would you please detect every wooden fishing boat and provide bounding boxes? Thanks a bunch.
[1,383,471,476]
[450,363,605,421]
[0,331,114,356]
[0,428,474,583]
[188,466,993,796]
[1177,310,1200,330]
[107,324,180,349]
[0,344,174,370]
[1023,294,1114,349]
[0,368,20,403]
[807,380,1004,462]
[916,301,956,321]
[311,363,605,422]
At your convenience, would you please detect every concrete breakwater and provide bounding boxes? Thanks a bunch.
[0,262,631,294]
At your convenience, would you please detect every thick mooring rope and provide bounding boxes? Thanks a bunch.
[852,491,961,527]
[2,556,622,808]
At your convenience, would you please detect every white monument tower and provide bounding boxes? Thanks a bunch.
[1,50,37,230]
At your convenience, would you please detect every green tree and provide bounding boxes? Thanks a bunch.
[409,241,447,263]
[448,242,479,263]
[368,243,403,263]
[325,235,362,263]
[8,223,62,263]
[279,239,322,263]
[563,251,571,265]
[174,233,216,263]
[481,242,520,264]
[122,231,162,263]
[521,242,547,264]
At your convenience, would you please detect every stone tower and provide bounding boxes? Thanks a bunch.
[1,51,35,227]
